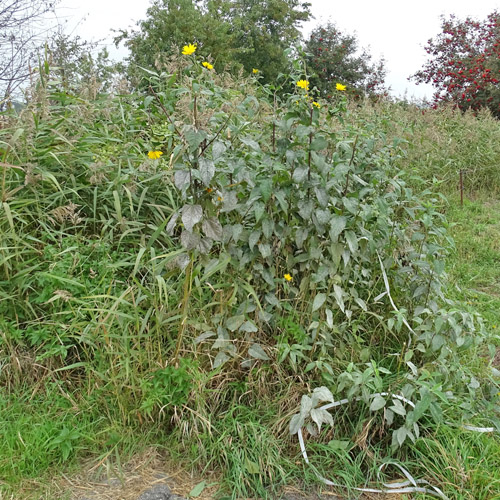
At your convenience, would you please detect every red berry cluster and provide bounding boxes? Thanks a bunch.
[412,11,500,117]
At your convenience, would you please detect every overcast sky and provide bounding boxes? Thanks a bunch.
[53,0,500,100]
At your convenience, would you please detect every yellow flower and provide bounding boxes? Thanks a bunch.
[182,43,197,55]
[312,101,320,108]
[202,61,214,70]
[148,150,163,160]
[336,83,347,91]
[296,80,310,91]
[284,273,293,282]
[252,68,259,74]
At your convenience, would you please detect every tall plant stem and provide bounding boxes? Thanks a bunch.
[174,256,194,361]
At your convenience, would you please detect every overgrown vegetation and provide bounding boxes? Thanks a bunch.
[0,46,499,500]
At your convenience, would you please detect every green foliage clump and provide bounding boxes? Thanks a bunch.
[116,0,311,86]
[304,22,386,98]
[0,49,498,498]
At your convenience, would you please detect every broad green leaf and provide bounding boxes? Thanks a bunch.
[226,315,245,331]
[213,351,229,369]
[245,458,260,474]
[202,217,223,241]
[312,293,327,312]
[345,230,358,253]
[370,395,386,411]
[212,141,226,160]
[181,204,202,232]
[180,230,201,250]
[248,343,270,360]
[199,158,215,186]
[189,480,206,498]
[329,216,347,241]
[240,321,258,333]
[333,285,345,313]
[311,135,328,151]
[310,407,334,432]
[260,179,273,202]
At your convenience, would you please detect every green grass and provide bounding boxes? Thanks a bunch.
[445,196,500,329]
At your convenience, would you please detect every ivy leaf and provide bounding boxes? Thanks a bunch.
[196,236,213,254]
[181,204,203,232]
[240,321,258,333]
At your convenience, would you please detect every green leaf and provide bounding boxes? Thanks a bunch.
[226,315,245,331]
[240,137,260,151]
[181,204,203,232]
[199,158,215,186]
[180,230,201,250]
[329,216,347,241]
[370,395,386,411]
[189,480,206,498]
[345,230,358,253]
[248,343,270,360]
[312,293,326,312]
[260,179,273,202]
[245,458,260,474]
[202,217,223,241]
[212,141,226,161]
[185,128,207,152]
[311,135,328,151]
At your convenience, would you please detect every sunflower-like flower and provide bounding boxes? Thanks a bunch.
[252,68,259,74]
[336,82,347,91]
[182,43,197,55]
[202,61,214,70]
[148,150,163,160]
[296,79,310,91]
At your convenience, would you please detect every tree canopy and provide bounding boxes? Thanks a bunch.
[304,22,386,98]
[115,0,311,85]
[412,11,500,117]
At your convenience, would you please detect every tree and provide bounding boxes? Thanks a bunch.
[0,0,57,107]
[412,11,500,117]
[304,22,386,98]
[223,0,311,83]
[46,32,118,95]
[116,0,311,85]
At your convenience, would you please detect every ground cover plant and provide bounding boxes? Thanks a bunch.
[0,48,499,499]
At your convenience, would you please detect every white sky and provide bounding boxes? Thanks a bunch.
[53,0,500,100]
